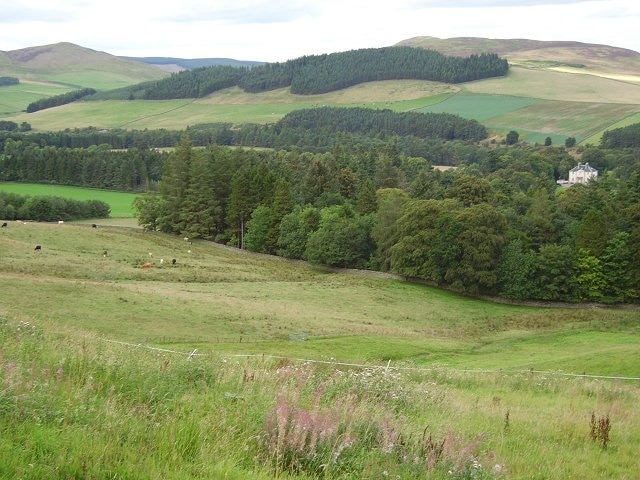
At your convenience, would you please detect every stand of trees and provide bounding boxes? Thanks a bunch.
[132,133,640,303]
[3,114,638,303]
[0,141,166,191]
[0,107,486,158]
[601,123,640,149]
[26,88,97,113]
[0,191,110,221]
[91,47,508,101]
[0,77,19,86]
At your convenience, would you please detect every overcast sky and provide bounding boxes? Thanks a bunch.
[1,0,638,62]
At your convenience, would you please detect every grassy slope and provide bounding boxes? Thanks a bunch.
[0,222,638,479]
[0,42,166,89]
[0,222,637,373]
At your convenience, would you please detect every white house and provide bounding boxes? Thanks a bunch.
[568,163,598,184]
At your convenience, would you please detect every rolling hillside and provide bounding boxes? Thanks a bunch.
[0,42,166,89]
[1,39,640,144]
[396,36,640,78]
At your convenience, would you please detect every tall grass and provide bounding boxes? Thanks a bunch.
[1,317,637,479]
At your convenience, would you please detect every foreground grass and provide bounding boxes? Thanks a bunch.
[0,316,637,479]
[0,182,140,217]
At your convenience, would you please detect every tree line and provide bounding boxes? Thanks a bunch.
[90,47,508,100]
[600,122,640,149]
[0,107,487,160]
[0,141,166,191]
[0,77,19,86]
[133,133,640,303]
[26,88,97,113]
[0,191,110,222]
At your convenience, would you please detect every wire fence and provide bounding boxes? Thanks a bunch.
[102,338,640,381]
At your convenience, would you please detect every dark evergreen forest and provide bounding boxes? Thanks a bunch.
[2,123,639,303]
[129,132,640,304]
[91,47,508,100]
[600,123,640,148]
[26,88,97,113]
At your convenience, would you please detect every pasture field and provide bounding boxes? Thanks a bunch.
[0,222,638,479]
[0,182,140,218]
[2,81,457,131]
[4,67,639,148]
[463,66,640,104]
[0,81,74,116]
[417,91,640,144]
[416,93,540,123]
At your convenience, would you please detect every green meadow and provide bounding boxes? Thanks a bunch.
[0,81,74,115]
[0,222,638,478]
[0,182,139,217]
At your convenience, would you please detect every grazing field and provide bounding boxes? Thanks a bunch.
[416,92,640,144]
[2,81,457,130]
[0,81,74,115]
[463,66,640,104]
[0,222,638,479]
[416,93,540,122]
[0,182,140,217]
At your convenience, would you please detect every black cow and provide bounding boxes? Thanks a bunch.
[34,245,42,252]
[103,250,108,257]
[171,258,177,265]
[92,224,98,228]
[1,222,7,228]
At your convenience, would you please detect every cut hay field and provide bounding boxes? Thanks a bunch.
[0,222,638,479]
[0,182,139,218]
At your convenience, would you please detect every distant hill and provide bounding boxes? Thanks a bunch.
[396,37,640,76]
[121,56,264,72]
[0,42,166,89]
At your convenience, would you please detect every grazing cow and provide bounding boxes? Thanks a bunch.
[92,224,98,228]
[148,252,153,257]
[1,222,7,228]
[159,258,164,265]
[58,220,64,224]
[103,250,108,257]
[171,258,177,265]
[141,262,152,269]
[34,245,42,252]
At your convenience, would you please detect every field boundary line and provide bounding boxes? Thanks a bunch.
[101,339,640,381]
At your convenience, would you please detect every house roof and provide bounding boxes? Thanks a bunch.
[569,162,598,173]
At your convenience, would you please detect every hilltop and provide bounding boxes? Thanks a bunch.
[0,42,166,89]
[397,36,640,77]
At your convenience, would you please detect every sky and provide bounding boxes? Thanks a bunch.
[1,0,639,62]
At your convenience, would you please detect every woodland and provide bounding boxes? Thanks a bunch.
[1,46,639,304]
[91,46,508,101]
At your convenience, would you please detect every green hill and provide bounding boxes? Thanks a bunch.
[0,42,167,90]
[2,39,640,144]
[396,36,640,77]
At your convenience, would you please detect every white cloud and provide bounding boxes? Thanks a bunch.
[0,0,638,61]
